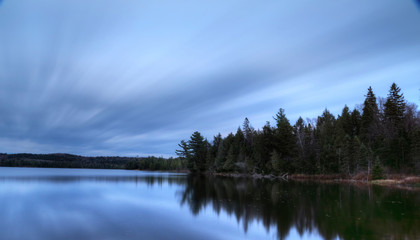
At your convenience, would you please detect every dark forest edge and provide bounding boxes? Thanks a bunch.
[0,153,187,172]
[175,83,420,186]
[1,83,419,187]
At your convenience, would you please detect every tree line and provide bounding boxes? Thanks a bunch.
[0,153,187,170]
[176,83,420,177]
[125,156,186,171]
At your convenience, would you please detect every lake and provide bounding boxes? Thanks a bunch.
[0,167,419,240]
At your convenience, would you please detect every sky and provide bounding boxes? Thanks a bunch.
[0,0,419,157]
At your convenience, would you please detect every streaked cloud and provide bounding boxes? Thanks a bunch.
[0,0,419,156]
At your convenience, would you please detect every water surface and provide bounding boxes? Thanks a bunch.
[0,167,419,240]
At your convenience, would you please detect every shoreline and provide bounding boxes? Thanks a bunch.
[210,172,420,189]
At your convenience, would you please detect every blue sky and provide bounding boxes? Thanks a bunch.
[0,0,419,157]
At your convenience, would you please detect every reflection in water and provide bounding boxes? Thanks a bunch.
[180,176,420,240]
[0,168,419,240]
[0,175,186,184]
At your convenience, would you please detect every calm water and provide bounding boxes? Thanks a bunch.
[0,167,419,240]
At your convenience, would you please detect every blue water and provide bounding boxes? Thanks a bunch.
[0,168,300,240]
[1,167,418,240]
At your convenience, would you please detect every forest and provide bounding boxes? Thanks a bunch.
[0,153,185,170]
[176,83,420,178]
[2,83,418,177]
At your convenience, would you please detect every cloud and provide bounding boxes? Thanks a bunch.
[0,0,419,156]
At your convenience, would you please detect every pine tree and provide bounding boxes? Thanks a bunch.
[209,134,223,171]
[270,150,283,174]
[294,117,306,173]
[371,157,384,180]
[352,136,361,173]
[361,87,379,140]
[412,130,420,172]
[383,83,407,169]
[339,105,352,137]
[242,118,254,150]
[214,140,225,172]
[303,123,317,174]
[317,109,337,173]
[223,146,235,172]
[245,156,255,174]
[261,121,275,172]
[175,83,419,176]
[176,140,190,158]
[177,131,208,173]
[351,109,361,137]
[341,135,352,174]
[334,123,346,174]
[273,108,296,172]
[384,83,406,126]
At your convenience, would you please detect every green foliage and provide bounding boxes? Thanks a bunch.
[0,153,186,170]
[4,84,418,177]
[125,156,186,171]
[270,150,283,174]
[245,156,254,173]
[371,157,384,180]
[384,83,406,125]
[361,86,379,140]
[173,83,420,177]
[0,153,134,169]
[223,146,235,172]
[175,131,208,173]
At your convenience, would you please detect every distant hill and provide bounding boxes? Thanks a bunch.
[0,153,141,169]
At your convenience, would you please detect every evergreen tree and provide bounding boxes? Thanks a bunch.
[316,109,337,173]
[273,108,296,173]
[412,130,420,172]
[351,136,361,173]
[223,146,235,172]
[358,142,372,174]
[384,83,406,126]
[245,156,255,174]
[209,134,223,171]
[371,157,384,180]
[214,139,225,172]
[383,83,407,169]
[176,132,208,173]
[270,150,283,174]
[361,87,379,144]
[339,105,353,137]
[189,132,208,173]
[242,118,254,150]
[334,123,347,174]
[174,83,420,176]
[252,122,274,173]
[176,140,192,166]
[303,123,317,174]
[350,109,361,137]
[294,117,306,173]
[341,135,352,174]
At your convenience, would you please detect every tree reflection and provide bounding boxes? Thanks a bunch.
[3,172,419,239]
[180,176,420,240]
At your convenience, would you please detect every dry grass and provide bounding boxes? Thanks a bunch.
[213,172,420,189]
[352,172,370,181]
[370,176,420,187]
[290,174,347,181]
[290,173,420,189]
